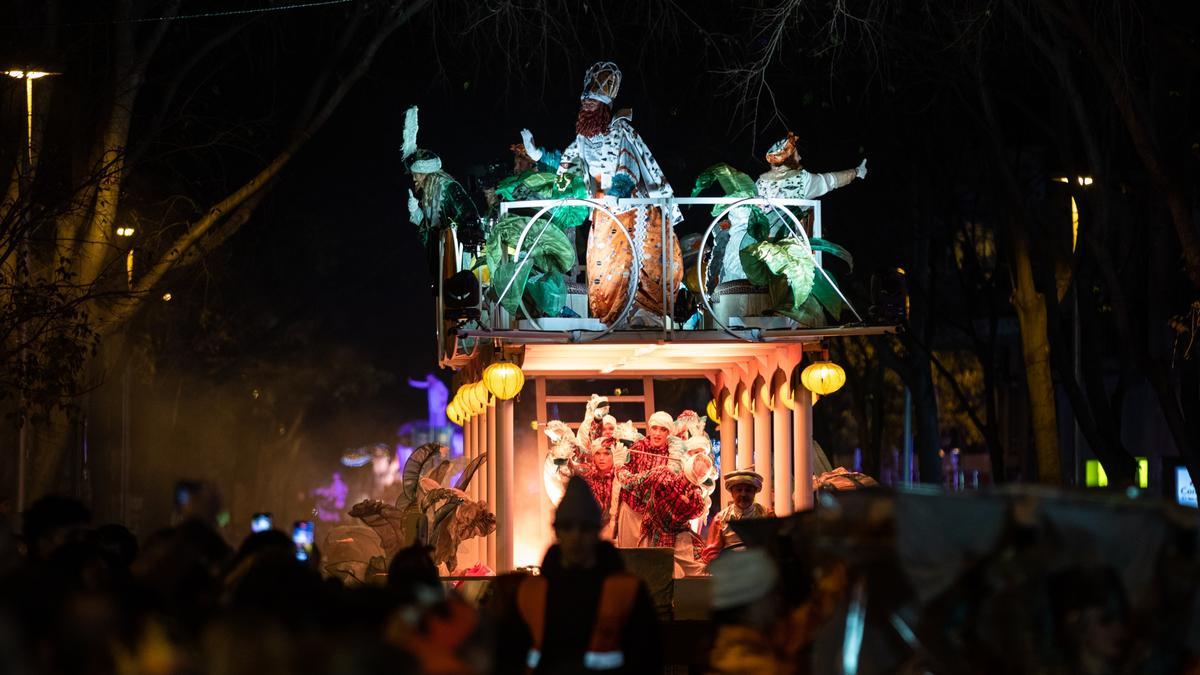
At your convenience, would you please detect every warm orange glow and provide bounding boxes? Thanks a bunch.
[801,360,846,396]
[719,386,737,419]
[483,361,524,400]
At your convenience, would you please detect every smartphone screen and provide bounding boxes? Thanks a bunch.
[292,520,314,561]
[251,513,273,533]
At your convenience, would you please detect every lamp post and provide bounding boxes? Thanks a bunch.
[6,67,58,512]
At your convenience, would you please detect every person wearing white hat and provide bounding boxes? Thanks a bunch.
[400,105,477,278]
[702,470,775,563]
[613,410,677,549]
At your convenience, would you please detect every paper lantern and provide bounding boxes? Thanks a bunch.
[446,400,465,426]
[462,381,487,414]
[483,361,525,400]
[706,398,722,426]
[800,360,846,396]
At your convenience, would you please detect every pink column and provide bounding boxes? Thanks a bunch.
[793,387,814,510]
[495,398,515,572]
[772,399,793,515]
[719,409,736,507]
[753,402,772,509]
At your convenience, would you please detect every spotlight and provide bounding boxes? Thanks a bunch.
[442,270,481,321]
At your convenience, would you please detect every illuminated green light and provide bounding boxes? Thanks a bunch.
[1086,459,1108,487]
[1137,457,1148,489]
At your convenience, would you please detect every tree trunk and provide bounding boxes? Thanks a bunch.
[1010,238,1063,483]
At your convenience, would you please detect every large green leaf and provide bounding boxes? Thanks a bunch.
[495,171,590,230]
[485,213,576,314]
[809,271,847,321]
[490,260,533,314]
[692,163,757,198]
[744,236,817,310]
[526,271,567,317]
[810,237,854,271]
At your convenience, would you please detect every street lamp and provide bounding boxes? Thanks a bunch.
[7,66,59,512]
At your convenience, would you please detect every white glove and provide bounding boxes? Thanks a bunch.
[855,158,868,180]
[520,128,543,162]
[407,189,423,225]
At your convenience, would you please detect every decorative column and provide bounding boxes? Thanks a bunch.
[463,415,476,566]
[753,398,772,509]
[719,408,736,507]
[793,387,814,510]
[486,405,497,570]
[736,392,753,470]
[495,398,515,572]
[772,398,793,516]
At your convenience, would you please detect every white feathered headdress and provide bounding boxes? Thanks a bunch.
[401,105,442,174]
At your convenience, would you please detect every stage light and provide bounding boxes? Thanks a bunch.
[801,359,846,396]
[483,361,524,400]
[162,292,172,301]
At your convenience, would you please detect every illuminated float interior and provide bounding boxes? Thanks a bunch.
[438,195,895,572]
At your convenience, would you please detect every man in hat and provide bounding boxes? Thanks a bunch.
[400,106,478,278]
[504,476,661,674]
[702,470,775,562]
[722,132,867,284]
[555,61,684,326]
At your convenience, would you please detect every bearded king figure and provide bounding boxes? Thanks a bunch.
[556,61,684,326]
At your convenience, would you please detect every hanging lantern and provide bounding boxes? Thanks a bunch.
[462,381,487,414]
[772,367,796,411]
[446,400,465,426]
[470,381,494,408]
[706,398,721,426]
[483,361,525,400]
[800,360,846,396]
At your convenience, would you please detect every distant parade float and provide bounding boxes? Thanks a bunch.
[373,60,894,577]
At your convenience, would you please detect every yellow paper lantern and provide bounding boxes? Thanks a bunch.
[483,361,525,400]
[446,400,465,426]
[706,398,722,426]
[800,360,846,396]
[462,381,487,414]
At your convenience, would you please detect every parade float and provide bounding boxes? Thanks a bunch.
[404,62,895,575]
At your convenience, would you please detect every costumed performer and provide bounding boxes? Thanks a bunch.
[576,394,611,450]
[614,410,677,548]
[702,470,774,563]
[722,131,867,283]
[401,106,478,280]
[556,61,684,326]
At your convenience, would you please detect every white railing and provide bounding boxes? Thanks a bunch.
[443,196,855,346]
